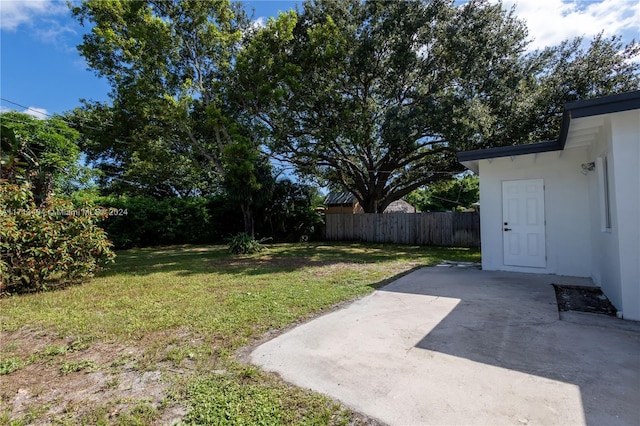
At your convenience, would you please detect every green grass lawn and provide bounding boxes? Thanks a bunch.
[0,242,479,425]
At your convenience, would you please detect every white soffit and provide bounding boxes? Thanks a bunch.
[564,116,606,149]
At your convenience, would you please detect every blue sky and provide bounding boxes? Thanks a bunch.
[1,0,639,119]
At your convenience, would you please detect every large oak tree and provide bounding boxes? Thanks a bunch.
[236,0,639,212]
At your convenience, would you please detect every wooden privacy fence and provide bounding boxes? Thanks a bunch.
[325,212,480,247]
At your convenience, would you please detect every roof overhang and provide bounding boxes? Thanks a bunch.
[458,140,561,172]
[457,90,640,173]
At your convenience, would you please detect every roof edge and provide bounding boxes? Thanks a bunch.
[456,140,561,163]
[457,90,640,164]
[558,90,640,149]
[564,90,640,119]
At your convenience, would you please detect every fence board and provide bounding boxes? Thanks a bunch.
[325,212,480,247]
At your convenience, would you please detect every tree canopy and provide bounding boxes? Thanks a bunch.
[0,112,83,204]
[69,0,253,197]
[406,174,479,212]
[69,0,639,215]
[236,0,639,212]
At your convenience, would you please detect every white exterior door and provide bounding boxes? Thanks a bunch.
[502,179,546,268]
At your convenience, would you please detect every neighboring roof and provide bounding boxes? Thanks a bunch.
[384,199,419,213]
[457,90,640,165]
[324,192,418,212]
[325,191,357,205]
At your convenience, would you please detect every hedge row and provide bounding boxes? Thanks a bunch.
[94,196,244,249]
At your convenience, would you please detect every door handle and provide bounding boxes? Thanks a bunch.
[504,228,512,231]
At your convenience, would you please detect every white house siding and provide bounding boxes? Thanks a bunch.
[586,116,622,314]
[581,110,640,320]
[477,147,592,277]
[463,93,640,320]
[610,111,640,320]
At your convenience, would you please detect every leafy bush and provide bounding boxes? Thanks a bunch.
[228,232,266,255]
[66,187,325,249]
[90,195,241,249]
[261,179,325,242]
[0,182,115,293]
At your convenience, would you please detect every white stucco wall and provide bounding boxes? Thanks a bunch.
[582,110,640,320]
[471,105,639,320]
[586,118,622,313]
[610,111,640,320]
[477,147,592,277]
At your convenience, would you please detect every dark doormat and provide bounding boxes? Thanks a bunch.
[552,284,617,316]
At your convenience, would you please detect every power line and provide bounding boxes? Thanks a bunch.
[0,97,109,132]
[0,98,56,119]
[0,110,108,136]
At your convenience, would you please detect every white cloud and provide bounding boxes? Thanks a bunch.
[23,107,49,120]
[251,16,266,30]
[0,0,68,31]
[1,0,78,51]
[34,18,77,50]
[498,0,640,50]
[0,105,49,119]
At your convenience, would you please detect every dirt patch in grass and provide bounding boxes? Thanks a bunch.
[1,327,380,426]
[0,328,186,425]
[553,284,617,316]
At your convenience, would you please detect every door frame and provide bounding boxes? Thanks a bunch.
[501,178,547,268]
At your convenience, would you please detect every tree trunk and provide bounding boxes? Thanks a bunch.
[241,204,254,237]
[360,193,396,213]
[361,194,388,213]
[360,195,377,214]
[31,173,54,207]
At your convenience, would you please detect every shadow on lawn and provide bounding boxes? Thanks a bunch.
[95,242,480,279]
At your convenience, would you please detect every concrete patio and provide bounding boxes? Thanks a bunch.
[250,267,640,425]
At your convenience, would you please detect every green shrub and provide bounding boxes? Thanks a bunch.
[0,182,115,293]
[92,195,240,249]
[67,188,325,249]
[228,232,265,255]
